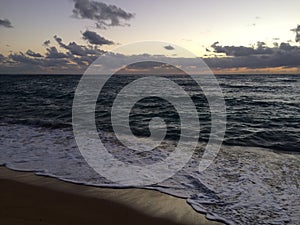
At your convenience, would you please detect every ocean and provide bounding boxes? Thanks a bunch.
[0,74,299,225]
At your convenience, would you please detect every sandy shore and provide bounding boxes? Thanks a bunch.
[0,167,223,225]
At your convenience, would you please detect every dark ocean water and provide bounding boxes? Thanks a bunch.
[0,74,299,225]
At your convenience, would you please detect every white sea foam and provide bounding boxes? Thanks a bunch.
[0,123,299,225]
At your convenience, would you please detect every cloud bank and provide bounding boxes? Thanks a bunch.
[206,41,300,69]
[0,32,107,74]
[210,41,273,57]
[1,40,300,74]
[1,23,300,74]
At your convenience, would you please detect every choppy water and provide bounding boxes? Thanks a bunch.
[0,74,299,225]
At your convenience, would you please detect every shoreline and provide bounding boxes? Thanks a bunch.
[0,166,223,225]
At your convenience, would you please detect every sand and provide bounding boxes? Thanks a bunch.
[0,166,223,225]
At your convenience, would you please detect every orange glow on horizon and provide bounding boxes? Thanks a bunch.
[212,67,300,75]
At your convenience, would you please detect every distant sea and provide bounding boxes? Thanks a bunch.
[0,74,299,225]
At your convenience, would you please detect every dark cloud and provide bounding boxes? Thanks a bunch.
[6,51,74,74]
[54,35,80,55]
[291,25,300,42]
[84,46,104,55]
[164,45,175,50]
[9,53,40,65]
[10,52,68,67]
[53,35,66,48]
[53,34,105,56]
[291,25,300,32]
[82,30,114,45]
[1,31,109,73]
[0,31,108,73]
[211,41,273,57]
[42,58,70,67]
[66,42,88,56]
[43,40,51,46]
[54,35,86,56]
[0,18,13,28]
[26,50,43,58]
[205,42,300,69]
[46,47,68,58]
[72,0,134,29]
[279,42,297,51]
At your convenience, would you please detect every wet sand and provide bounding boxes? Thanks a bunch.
[0,167,223,225]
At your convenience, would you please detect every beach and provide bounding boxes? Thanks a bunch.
[0,167,223,225]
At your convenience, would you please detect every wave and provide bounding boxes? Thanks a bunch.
[1,123,299,225]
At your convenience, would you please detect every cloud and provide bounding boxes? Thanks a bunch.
[3,44,300,74]
[9,52,68,67]
[211,41,273,57]
[53,35,66,48]
[291,25,300,42]
[82,30,114,45]
[26,50,43,58]
[5,51,76,74]
[72,0,134,29]
[54,35,86,56]
[2,25,300,74]
[43,40,51,46]
[9,53,40,65]
[164,45,175,50]
[46,47,68,58]
[279,42,297,51]
[66,42,89,56]
[0,31,108,74]
[53,34,105,56]
[290,25,300,32]
[205,42,300,69]
[0,18,13,28]
[88,42,300,73]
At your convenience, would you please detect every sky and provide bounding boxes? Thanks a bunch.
[0,0,299,74]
